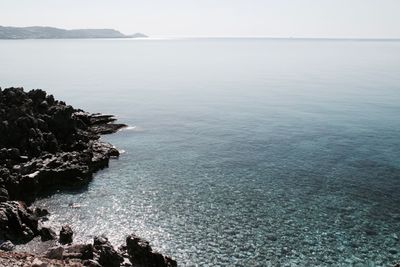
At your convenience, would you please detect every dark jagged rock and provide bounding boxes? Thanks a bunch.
[59,225,73,244]
[0,87,126,203]
[93,235,124,267]
[126,234,177,267]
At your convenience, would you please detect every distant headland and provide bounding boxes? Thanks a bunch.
[0,26,148,39]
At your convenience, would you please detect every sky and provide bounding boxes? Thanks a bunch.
[1,0,400,38]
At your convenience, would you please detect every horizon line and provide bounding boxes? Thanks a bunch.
[139,36,400,42]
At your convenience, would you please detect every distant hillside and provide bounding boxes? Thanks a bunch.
[0,26,148,39]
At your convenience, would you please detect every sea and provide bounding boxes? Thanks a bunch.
[1,38,400,266]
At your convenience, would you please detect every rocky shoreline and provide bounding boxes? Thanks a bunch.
[0,87,177,266]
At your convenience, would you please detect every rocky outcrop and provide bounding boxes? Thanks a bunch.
[0,87,126,204]
[38,232,176,267]
[0,87,177,266]
[0,87,126,246]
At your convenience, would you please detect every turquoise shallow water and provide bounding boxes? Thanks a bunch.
[1,38,400,266]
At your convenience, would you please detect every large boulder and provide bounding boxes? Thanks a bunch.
[59,225,73,244]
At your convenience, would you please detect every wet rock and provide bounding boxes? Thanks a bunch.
[59,225,73,244]
[126,234,177,267]
[0,240,15,251]
[40,227,57,241]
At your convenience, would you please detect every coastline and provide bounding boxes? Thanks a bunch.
[0,87,176,266]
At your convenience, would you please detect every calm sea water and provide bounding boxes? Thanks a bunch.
[1,38,400,266]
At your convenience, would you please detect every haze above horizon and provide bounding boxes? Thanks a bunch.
[1,0,399,39]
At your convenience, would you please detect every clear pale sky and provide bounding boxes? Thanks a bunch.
[1,0,399,38]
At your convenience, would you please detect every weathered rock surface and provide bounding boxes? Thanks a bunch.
[0,88,126,204]
[0,87,126,244]
[0,201,39,243]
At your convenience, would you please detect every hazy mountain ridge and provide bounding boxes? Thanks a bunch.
[0,26,147,39]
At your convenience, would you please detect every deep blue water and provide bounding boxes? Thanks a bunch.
[1,38,400,266]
